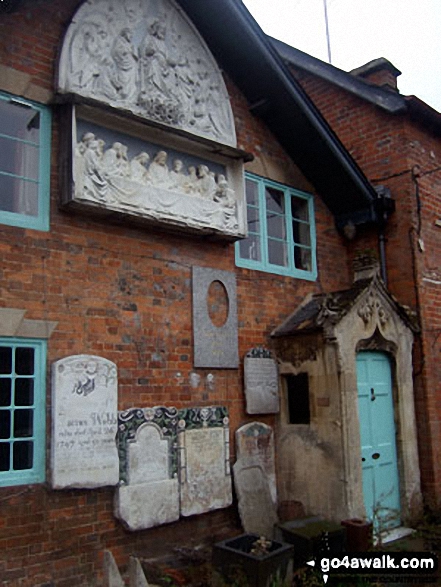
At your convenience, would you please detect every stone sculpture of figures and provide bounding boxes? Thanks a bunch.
[75,134,236,211]
[215,174,235,208]
[148,151,169,187]
[197,165,217,200]
[108,28,138,102]
[169,159,186,190]
[83,139,107,201]
[103,142,130,177]
[130,152,150,184]
[140,19,170,100]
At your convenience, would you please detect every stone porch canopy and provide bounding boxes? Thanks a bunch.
[271,274,418,341]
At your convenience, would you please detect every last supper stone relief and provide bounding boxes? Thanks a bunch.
[71,123,242,236]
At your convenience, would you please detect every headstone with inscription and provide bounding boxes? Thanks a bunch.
[115,407,180,530]
[236,422,278,507]
[233,461,278,538]
[179,406,232,517]
[51,355,119,489]
[244,348,279,414]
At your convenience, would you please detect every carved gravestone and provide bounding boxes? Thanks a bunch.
[193,267,239,368]
[115,407,180,530]
[244,348,279,414]
[235,422,278,507]
[51,355,119,489]
[179,406,232,517]
[233,461,278,538]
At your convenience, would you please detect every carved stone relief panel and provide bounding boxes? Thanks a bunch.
[178,406,232,517]
[66,116,245,239]
[51,355,119,489]
[192,267,239,368]
[57,0,236,147]
[114,405,232,529]
[115,406,180,530]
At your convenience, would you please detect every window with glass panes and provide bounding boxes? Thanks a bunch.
[0,92,51,231]
[0,339,46,486]
[236,174,316,279]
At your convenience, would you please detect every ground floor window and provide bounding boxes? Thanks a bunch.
[0,338,46,486]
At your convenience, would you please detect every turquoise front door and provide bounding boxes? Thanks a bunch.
[356,351,401,530]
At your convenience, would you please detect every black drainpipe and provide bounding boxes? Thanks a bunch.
[374,185,395,286]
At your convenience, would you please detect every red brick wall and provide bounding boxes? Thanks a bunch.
[291,64,441,509]
[0,3,352,585]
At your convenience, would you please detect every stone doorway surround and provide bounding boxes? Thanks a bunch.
[271,269,422,524]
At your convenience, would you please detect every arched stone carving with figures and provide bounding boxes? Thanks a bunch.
[58,0,236,147]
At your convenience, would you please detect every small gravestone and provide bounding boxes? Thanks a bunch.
[179,406,232,517]
[115,407,180,530]
[51,355,119,488]
[236,422,277,507]
[233,461,278,538]
[244,348,279,414]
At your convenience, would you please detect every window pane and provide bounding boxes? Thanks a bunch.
[13,409,33,438]
[0,443,10,471]
[247,206,260,233]
[15,348,35,375]
[0,411,11,439]
[15,379,34,406]
[291,196,309,221]
[239,234,261,262]
[0,347,12,374]
[13,441,33,470]
[0,379,11,407]
[293,220,311,246]
[267,213,286,239]
[0,136,39,180]
[268,238,288,266]
[245,178,259,206]
[265,187,284,213]
[0,100,39,142]
[0,175,39,216]
[294,246,312,271]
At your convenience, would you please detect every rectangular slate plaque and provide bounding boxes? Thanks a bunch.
[192,267,238,368]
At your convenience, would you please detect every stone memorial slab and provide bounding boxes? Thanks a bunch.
[233,461,278,538]
[51,355,119,488]
[115,406,180,530]
[236,422,278,507]
[193,267,239,368]
[179,406,232,517]
[57,0,236,147]
[244,348,279,414]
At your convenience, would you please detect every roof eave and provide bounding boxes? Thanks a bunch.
[175,0,379,223]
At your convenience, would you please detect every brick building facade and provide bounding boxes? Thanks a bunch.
[0,1,435,585]
[273,38,441,510]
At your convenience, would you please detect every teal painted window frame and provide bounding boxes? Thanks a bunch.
[0,338,47,487]
[0,92,51,231]
[236,173,317,280]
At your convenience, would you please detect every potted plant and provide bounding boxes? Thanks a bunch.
[212,534,294,587]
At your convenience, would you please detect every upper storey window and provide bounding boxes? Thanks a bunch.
[0,92,51,231]
[236,173,317,280]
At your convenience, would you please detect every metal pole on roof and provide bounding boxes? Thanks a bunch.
[323,0,332,63]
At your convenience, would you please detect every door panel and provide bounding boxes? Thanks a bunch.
[356,352,400,530]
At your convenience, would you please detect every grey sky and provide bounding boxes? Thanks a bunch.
[243,0,441,113]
